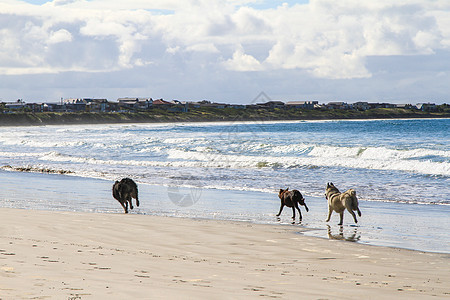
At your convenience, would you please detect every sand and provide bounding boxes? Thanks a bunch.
[0,208,449,299]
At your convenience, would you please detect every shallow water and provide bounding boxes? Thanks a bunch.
[1,170,449,254]
[1,119,449,253]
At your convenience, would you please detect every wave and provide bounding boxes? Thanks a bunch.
[308,145,450,160]
[1,140,449,177]
[165,147,450,176]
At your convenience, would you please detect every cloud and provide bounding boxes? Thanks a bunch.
[47,29,73,44]
[1,0,449,78]
[0,0,449,103]
[224,47,263,71]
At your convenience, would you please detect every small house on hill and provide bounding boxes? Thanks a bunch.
[257,101,285,109]
[117,98,152,111]
[416,103,437,112]
[286,101,318,109]
[326,102,350,110]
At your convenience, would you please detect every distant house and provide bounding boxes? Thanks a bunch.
[186,100,227,109]
[85,98,108,112]
[380,103,396,109]
[170,100,189,112]
[5,100,27,111]
[353,102,370,111]
[326,102,350,110]
[227,104,246,109]
[201,102,227,109]
[286,101,318,110]
[64,98,108,112]
[395,104,415,109]
[416,103,437,112]
[64,98,86,111]
[117,97,152,111]
[257,101,285,109]
[152,99,173,110]
[25,103,44,112]
[43,103,66,112]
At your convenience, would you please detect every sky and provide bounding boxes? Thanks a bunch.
[0,0,449,104]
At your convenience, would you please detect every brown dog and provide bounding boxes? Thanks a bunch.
[325,182,361,225]
[112,178,139,213]
[277,188,309,221]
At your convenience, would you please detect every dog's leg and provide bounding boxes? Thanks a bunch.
[294,203,302,221]
[128,196,134,210]
[120,201,128,214]
[325,207,332,222]
[291,207,296,220]
[338,212,344,225]
[347,208,358,223]
[276,204,284,217]
[356,207,362,217]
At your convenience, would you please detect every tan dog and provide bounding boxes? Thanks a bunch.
[325,182,361,225]
[277,188,309,222]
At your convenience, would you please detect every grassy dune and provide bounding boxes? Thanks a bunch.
[0,107,449,126]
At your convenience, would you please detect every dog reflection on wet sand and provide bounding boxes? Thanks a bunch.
[327,225,361,242]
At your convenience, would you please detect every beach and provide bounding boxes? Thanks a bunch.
[0,170,450,299]
[1,207,449,299]
[0,119,449,298]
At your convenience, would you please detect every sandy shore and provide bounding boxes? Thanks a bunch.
[1,208,449,299]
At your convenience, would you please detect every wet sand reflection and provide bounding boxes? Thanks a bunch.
[327,225,361,242]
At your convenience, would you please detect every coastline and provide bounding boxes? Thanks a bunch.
[1,169,449,254]
[0,109,449,126]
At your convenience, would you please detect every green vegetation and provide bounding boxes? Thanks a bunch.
[0,106,449,126]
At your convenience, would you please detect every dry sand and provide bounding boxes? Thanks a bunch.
[0,208,449,299]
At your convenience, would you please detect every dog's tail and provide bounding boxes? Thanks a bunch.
[348,189,361,216]
[135,186,139,207]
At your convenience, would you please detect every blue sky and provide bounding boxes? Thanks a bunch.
[1,0,449,104]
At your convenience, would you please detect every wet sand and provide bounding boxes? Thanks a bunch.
[1,207,449,299]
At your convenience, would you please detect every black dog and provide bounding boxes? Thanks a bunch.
[277,188,309,221]
[112,178,139,213]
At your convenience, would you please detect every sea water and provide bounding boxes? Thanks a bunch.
[0,119,449,252]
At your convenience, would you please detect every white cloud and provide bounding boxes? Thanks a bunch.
[0,0,449,102]
[47,29,72,44]
[224,47,263,71]
[1,0,449,77]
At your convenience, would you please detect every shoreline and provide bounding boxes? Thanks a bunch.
[1,207,449,299]
[1,109,449,126]
[1,169,449,254]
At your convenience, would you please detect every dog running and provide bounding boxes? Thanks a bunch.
[325,182,361,225]
[277,188,309,222]
[112,178,139,213]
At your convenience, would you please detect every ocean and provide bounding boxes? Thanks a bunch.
[0,118,449,252]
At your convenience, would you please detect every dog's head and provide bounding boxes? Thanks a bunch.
[326,182,336,189]
[325,182,339,199]
[278,188,288,199]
